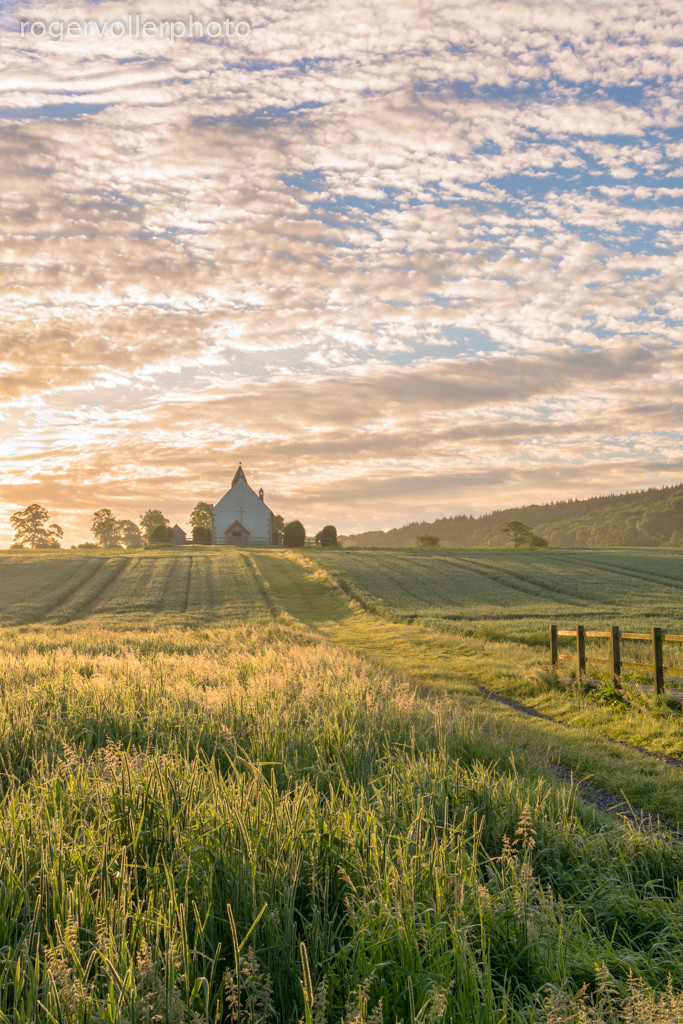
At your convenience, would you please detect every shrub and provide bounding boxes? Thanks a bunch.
[416,534,440,549]
[150,524,173,545]
[284,520,306,547]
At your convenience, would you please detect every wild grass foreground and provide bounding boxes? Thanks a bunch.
[1,621,683,1022]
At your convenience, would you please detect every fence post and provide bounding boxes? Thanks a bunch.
[549,624,558,670]
[576,625,586,684]
[651,627,664,695]
[610,625,621,685]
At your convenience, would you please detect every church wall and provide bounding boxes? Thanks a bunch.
[212,477,273,545]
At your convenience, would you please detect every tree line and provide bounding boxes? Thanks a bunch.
[344,484,683,549]
[8,503,338,550]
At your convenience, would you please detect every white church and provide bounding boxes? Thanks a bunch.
[212,465,282,546]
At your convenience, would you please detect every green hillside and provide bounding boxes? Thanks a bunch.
[342,483,683,548]
[309,547,683,645]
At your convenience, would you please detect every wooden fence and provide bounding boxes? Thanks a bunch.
[549,624,683,696]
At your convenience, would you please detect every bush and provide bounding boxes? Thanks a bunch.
[416,534,440,549]
[284,520,306,547]
[192,526,212,544]
[150,524,173,545]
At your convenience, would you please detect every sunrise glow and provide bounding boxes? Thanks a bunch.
[1,0,682,545]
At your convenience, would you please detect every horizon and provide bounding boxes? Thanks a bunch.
[5,477,682,548]
[2,1,682,547]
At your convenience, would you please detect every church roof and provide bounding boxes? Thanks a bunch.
[231,463,247,487]
[214,463,273,518]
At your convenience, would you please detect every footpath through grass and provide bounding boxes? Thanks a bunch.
[252,551,683,826]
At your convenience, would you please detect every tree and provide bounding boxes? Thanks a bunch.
[91,508,120,547]
[283,520,306,547]
[416,534,440,549]
[500,520,548,548]
[189,502,214,532]
[272,513,285,533]
[315,524,338,547]
[10,504,63,549]
[192,525,212,544]
[150,523,173,545]
[139,509,169,544]
[118,520,143,549]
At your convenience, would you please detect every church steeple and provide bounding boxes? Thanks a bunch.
[231,463,247,487]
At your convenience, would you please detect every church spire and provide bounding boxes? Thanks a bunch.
[231,463,247,487]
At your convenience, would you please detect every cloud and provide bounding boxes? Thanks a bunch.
[1,0,682,544]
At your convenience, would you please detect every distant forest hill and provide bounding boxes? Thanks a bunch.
[341,484,683,549]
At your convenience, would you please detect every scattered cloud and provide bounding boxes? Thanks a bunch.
[1,0,682,542]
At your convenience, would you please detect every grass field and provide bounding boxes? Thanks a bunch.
[1,547,683,1022]
[309,548,683,644]
[0,549,268,626]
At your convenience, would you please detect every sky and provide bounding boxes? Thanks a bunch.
[1,0,682,545]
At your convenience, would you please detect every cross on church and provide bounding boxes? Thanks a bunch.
[237,506,245,523]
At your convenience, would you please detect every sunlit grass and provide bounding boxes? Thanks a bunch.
[1,549,683,1020]
[250,551,683,823]
[1,621,683,1022]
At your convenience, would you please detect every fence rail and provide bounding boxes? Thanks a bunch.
[549,624,683,697]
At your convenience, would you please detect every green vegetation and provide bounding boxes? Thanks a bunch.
[1,548,683,1021]
[0,549,268,627]
[254,551,683,817]
[499,521,548,549]
[139,509,170,545]
[9,503,63,549]
[344,482,683,548]
[91,508,123,548]
[284,519,306,547]
[309,547,683,644]
[415,534,440,549]
[189,501,214,533]
[315,525,338,547]
[118,519,144,549]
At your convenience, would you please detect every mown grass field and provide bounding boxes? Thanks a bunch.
[310,548,683,644]
[1,547,683,1023]
[0,549,268,627]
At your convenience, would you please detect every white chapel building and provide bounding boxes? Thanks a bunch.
[212,465,278,546]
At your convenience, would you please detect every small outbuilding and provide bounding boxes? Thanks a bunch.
[172,524,187,546]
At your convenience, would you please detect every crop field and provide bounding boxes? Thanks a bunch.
[310,548,683,644]
[0,549,268,626]
[1,548,683,1022]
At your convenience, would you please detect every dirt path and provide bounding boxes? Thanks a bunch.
[250,551,683,830]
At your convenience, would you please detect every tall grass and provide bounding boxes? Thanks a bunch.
[0,621,682,1022]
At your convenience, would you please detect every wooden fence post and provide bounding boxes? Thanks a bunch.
[610,625,621,685]
[549,624,558,670]
[651,627,664,695]
[576,625,586,684]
